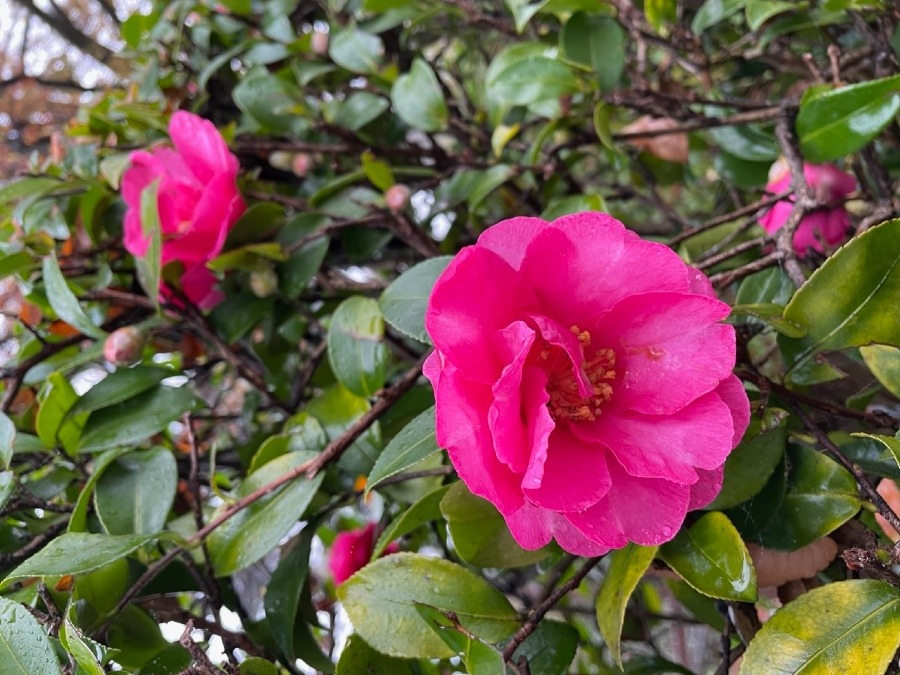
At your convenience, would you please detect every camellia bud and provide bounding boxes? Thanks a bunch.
[250,268,279,298]
[385,184,411,213]
[311,30,329,56]
[103,326,145,366]
[291,153,313,177]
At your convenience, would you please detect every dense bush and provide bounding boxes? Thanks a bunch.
[0,0,899,673]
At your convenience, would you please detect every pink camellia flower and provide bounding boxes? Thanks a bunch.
[329,524,399,584]
[758,158,856,254]
[424,212,750,556]
[121,111,245,306]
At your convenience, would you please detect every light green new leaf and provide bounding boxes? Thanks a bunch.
[2,532,158,587]
[379,256,452,343]
[0,597,63,675]
[660,512,757,602]
[368,407,440,490]
[596,543,657,668]
[327,296,388,398]
[391,59,448,132]
[42,251,105,339]
[781,219,900,386]
[860,344,900,399]
[740,580,900,674]
[797,74,900,162]
[338,553,517,658]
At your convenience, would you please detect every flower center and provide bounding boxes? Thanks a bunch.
[543,326,616,422]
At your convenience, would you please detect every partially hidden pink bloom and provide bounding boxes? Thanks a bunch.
[329,524,400,584]
[121,111,245,307]
[424,212,750,557]
[758,158,856,255]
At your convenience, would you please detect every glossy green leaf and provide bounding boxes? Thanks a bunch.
[2,532,158,587]
[781,219,900,386]
[0,597,63,675]
[277,215,330,299]
[440,481,549,568]
[207,242,286,272]
[415,604,505,675]
[797,75,900,161]
[209,451,324,576]
[36,372,86,453]
[708,424,785,509]
[560,13,625,92]
[373,484,450,559]
[329,28,384,74]
[735,267,795,306]
[68,447,131,532]
[60,618,104,675]
[379,256,452,343]
[0,412,13,470]
[327,296,388,398]
[838,434,900,480]
[730,303,806,337]
[541,194,607,220]
[596,543,658,668]
[336,634,415,675]
[860,344,900,398]
[94,448,177,535]
[134,180,162,311]
[854,433,900,469]
[264,521,332,671]
[106,605,170,669]
[77,384,195,452]
[308,384,381,476]
[42,251,105,339]
[691,0,747,33]
[508,619,579,675]
[488,56,579,107]
[69,367,173,417]
[740,579,900,673]
[708,125,778,162]
[391,59,448,132]
[338,552,517,658]
[667,579,726,631]
[660,512,757,601]
[368,407,439,491]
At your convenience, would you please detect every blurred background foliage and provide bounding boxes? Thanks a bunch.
[0,0,899,673]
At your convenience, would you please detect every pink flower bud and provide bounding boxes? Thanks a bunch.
[291,153,313,177]
[311,31,329,56]
[103,326,145,366]
[329,524,400,584]
[385,184,411,213]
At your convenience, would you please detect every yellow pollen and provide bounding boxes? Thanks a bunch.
[544,327,616,422]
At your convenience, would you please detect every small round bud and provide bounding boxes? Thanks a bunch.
[311,30,329,56]
[291,153,313,177]
[385,184,411,213]
[269,151,294,172]
[250,268,278,298]
[103,326,145,366]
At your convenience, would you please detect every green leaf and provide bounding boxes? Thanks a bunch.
[373,484,450,559]
[329,28,384,74]
[708,424,785,509]
[729,304,806,337]
[60,618,104,675]
[391,59,449,132]
[781,219,900,386]
[504,0,549,33]
[42,252,105,340]
[207,243,286,272]
[336,634,415,675]
[209,292,274,343]
[560,13,625,92]
[78,384,195,452]
[488,56,579,107]
[0,177,62,207]
[854,433,900,469]
[0,412,14,470]
[233,72,306,136]
[337,553,517,658]
[414,604,505,675]
[361,151,395,191]
[68,447,130,533]
[540,194,607,221]
[735,267,795,306]
[69,367,173,417]
[660,512,757,601]
[135,180,162,311]
[379,256,452,343]
[0,471,15,512]
[707,125,779,162]
[368,407,439,491]
[0,597,63,675]
[277,215,330,299]
[324,91,390,131]
[2,533,158,587]
[440,481,549,568]
[209,452,324,576]
[239,657,280,675]
[508,620,578,675]
[106,605,171,669]
[797,75,900,161]
[644,0,677,31]
[839,434,900,480]
[308,384,381,476]
[94,448,177,535]
[740,580,900,673]
[745,0,795,30]
[860,344,900,398]
[691,0,747,33]
[327,296,389,398]
[264,522,332,671]
[596,543,657,668]
[36,372,86,453]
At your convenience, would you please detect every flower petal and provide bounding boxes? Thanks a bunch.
[687,466,724,510]
[477,216,548,270]
[168,111,239,184]
[505,501,610,556]
[714,374,751,447]
[523,426,611,511]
